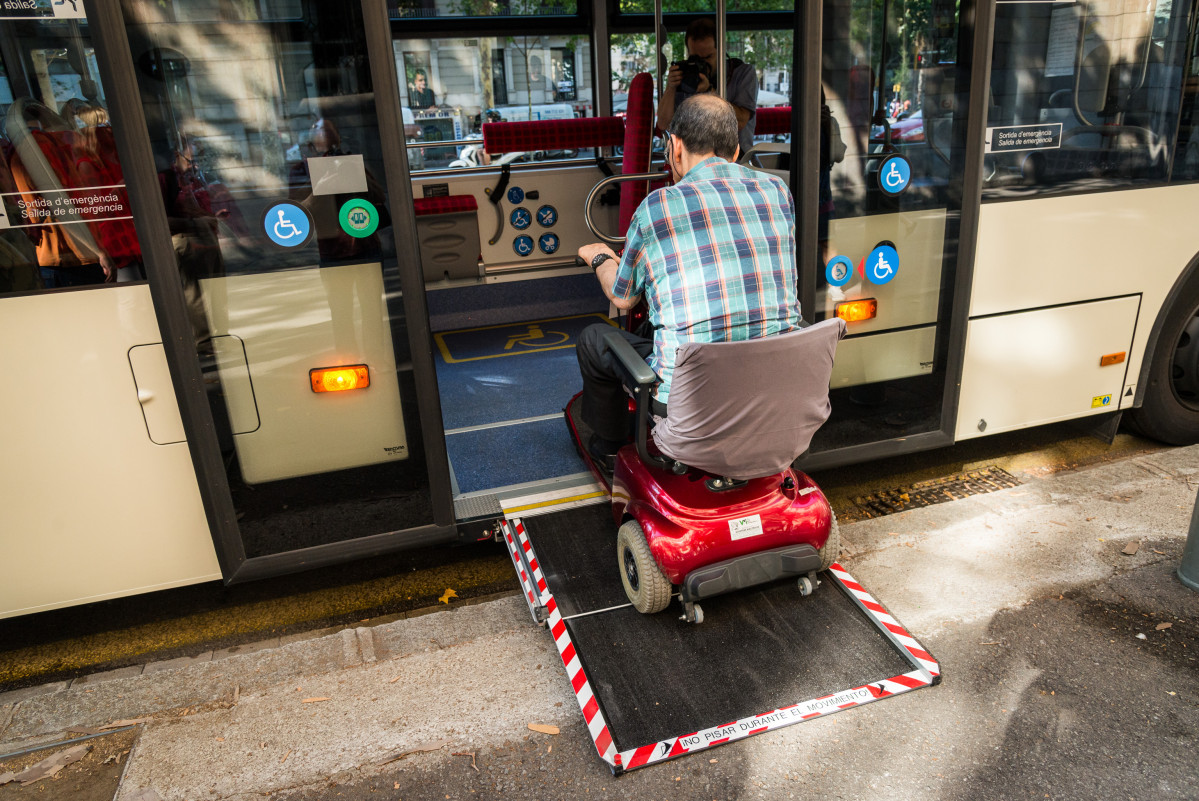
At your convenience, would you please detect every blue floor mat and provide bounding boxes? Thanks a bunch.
[434,313,614,431]
[447,417,587,495]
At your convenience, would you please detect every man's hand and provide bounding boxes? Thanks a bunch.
[664,64,682,91]
[577,242,616,267]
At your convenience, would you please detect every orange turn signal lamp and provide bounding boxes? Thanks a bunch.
[310,364,370,393]
[835,298,878,323]
[1100,352,1126,367]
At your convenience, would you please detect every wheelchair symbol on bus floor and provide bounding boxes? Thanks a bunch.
[879,155,911,196]
[866,244,899,284]
[264,202,312,248]
[504,324,569,350]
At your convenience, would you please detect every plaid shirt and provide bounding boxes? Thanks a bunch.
[610,157,801,403]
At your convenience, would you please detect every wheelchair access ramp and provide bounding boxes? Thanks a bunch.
[501,504,940,773]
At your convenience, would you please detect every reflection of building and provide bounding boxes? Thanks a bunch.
[392,36,592,119]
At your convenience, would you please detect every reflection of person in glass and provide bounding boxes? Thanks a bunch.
[158,130,234,353]
[528,55,553,103]
[288,117,389,262]
[6,99,115,287]
[410,69,435,110]
[656,18,758,158]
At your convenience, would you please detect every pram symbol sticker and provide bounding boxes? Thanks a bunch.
[263,202,312,248]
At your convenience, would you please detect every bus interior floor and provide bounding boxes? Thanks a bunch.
[433,313,616,495]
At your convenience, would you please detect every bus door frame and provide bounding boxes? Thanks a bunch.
[86,0,458,584]
[793,0,999,473]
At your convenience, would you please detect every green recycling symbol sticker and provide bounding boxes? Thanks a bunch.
[339,199,380,238]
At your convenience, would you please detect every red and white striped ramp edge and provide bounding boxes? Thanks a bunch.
[500,518,941,773]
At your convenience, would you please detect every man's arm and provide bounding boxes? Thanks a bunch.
[727,63,758,130]
[578,242,640,311]
[655,65,682,134]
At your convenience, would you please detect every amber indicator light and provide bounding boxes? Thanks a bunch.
[835,298,878,323]
[1099,352,1126,367]
[310,365,370,393]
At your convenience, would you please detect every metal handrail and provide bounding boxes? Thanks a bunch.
[583,169,670,246]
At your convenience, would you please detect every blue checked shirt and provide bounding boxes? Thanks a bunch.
[610,157,801,403]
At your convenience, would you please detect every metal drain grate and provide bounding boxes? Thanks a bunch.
[849,466,1022,520]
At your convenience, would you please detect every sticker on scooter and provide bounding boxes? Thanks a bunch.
[729,514,764,540]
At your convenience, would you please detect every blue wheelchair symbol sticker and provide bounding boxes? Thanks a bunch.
[507,186,525,204]
[513,235,534,257]
[536,205,558,227]
[510,207,532,230]
[879,155,911,196]
[865,244,899,285]
[263,202,312,248]
[825,255,854,287]
[538,233,560,254]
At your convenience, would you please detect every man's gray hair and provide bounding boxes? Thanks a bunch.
[671,95,739,161]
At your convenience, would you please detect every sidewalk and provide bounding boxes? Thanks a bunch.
[2,446,1197,801]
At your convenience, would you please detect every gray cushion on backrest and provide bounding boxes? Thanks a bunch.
[652,318,846,480]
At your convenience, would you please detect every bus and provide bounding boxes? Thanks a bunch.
[1,0,1196,619]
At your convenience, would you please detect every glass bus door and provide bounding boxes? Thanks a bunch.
[105,0,455,576]
[805,0,975,467]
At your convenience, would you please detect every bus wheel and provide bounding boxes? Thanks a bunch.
[1127,279,1199,445]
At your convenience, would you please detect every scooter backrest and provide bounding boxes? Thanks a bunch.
[652,318,847,480]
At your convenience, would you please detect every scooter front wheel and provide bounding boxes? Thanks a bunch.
[616,520,672,614]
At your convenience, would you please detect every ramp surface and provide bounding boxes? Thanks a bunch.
[503,504,939,771]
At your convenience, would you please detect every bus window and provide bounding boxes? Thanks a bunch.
[0,17,143,294]
[392,35,595,171]
[984,0,1187,196]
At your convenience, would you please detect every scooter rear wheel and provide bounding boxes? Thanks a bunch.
[617,520,672,614]
[818,512,841,571]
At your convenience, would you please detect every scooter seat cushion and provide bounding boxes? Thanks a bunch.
[652,318,846,480]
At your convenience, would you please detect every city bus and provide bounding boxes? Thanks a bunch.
[1,0,1196,619]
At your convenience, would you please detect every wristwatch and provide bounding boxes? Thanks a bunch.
[590,252,613,271]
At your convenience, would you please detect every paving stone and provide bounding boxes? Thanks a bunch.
[212,638,280,661]
[70,665,145,687]
[140,651,214,676]
[0,681,69,707]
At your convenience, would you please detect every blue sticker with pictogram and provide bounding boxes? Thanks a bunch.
[538,232,560,254]
[263,202,313,248]
[536,205,558,227]
[507,186,525,204]
[510,207,531,230]
[825,255,854,287]
[878,155,911,196]
[865,244,899,284]
[513,235,534,257]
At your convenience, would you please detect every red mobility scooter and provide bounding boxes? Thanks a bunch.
[570,318,847,623]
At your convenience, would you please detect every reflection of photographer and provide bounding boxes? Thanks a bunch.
[657,18,758,157]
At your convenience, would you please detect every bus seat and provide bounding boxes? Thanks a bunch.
[618,72,657,233]
[480,115,625,156]
[739,106,791,176]
[637,318,846,480]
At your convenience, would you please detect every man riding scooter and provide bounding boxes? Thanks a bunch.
[575,94,802,472]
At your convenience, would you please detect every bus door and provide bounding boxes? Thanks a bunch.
[92,0,456,580]
[803,0,979,468]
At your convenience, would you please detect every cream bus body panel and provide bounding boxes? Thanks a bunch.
[824,210,946,388]
[201,263,410,484]
[0,285,220,619]
[970,184,1199,415]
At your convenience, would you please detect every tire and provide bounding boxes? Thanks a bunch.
[1126,277,1199,445]
[818,511,841,571]
[616,520,672,614]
